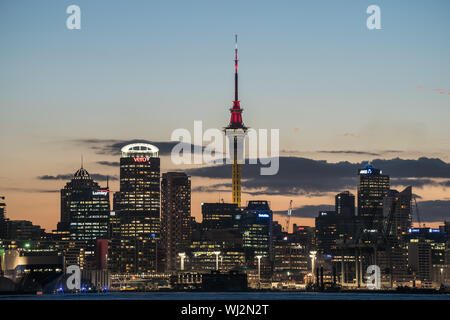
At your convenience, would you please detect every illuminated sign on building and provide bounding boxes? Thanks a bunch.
[133,157,148,163]
[359,168,383,174]
[92,190,109,196]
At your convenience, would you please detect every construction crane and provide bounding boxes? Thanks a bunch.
[413,196,425,228]
[285,200,293,233]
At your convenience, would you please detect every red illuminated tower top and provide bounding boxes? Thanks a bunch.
[226,34,247,130]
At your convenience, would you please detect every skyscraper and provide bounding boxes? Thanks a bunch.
[242,200,273,269]
[335,191,355,217]
[0,196,6,239]
[60,167,110,246]
[357,163,390,229]
[383,186,413,238]
[315,210,339,254]
[161,172,191,272]
[114,143,160,216]
[407,227,447,285]
[224,35,248,207]
[201,202,241,231]
[112,143,161,273]
[380,186,412,285]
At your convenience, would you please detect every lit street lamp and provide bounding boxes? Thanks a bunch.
[255,255,263,286]
[213,251,221,271]
[178,252,186,271]
[309,251,317,284]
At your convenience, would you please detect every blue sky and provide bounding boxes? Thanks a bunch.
[1,0,449,142]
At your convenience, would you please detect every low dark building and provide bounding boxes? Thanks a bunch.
[202,270,247,291]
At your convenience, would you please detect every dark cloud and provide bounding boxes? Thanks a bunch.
[38,174,73,180]
[188,157,357,195]
[390,178,450,189]
[192,183,323,197]
[37,173,117,181]
[274,204,335,219]
[274,201,450,222]
[383,150,404,154]
[192,184,230,194]
[97,161,120,167]
[90,174,118,181]
[371,157,450,178]
[337,133,360,138]
[415,200,450,222]
[187,157,450,196]
[74,139,202,156]
[3,187,59,193]
[317,150,380,156]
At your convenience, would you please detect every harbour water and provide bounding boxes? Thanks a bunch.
[0,291,449,300]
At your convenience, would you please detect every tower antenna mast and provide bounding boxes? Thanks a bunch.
[234,34,238,101]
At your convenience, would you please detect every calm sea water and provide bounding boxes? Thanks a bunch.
[0,292,449,300]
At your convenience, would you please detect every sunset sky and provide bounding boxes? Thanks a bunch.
[1,0,449,231]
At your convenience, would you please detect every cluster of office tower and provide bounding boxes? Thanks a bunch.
[1,156,449,290]
[314,164,449,288]
[47,142,276,280]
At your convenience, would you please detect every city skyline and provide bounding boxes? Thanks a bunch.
[1,0,450,231]
[0,1,450,299]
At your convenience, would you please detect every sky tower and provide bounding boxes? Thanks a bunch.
[224,35,248,207]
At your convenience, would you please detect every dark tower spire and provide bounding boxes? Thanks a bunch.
[234,34,238,102]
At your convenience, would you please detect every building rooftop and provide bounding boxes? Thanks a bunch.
[121,143,159,157]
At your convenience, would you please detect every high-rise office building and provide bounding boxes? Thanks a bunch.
[335,191,355,217]
[111,143,161,273]
[357,163,390,229]
[161,172,191,272]
[315,210,339,255]
[408,240,432,285]
[114,143,160,216]
[383,186,412,239]
[241,201,273,265]
[380,186,413,285]
[60,167,110,245]
[273,238,309,282]
[407,228,447,286]
[59,166,110,269]
[444,221,450,243]
[201,203,241,231]
[292,225,315,251]
[0,196,6,239]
